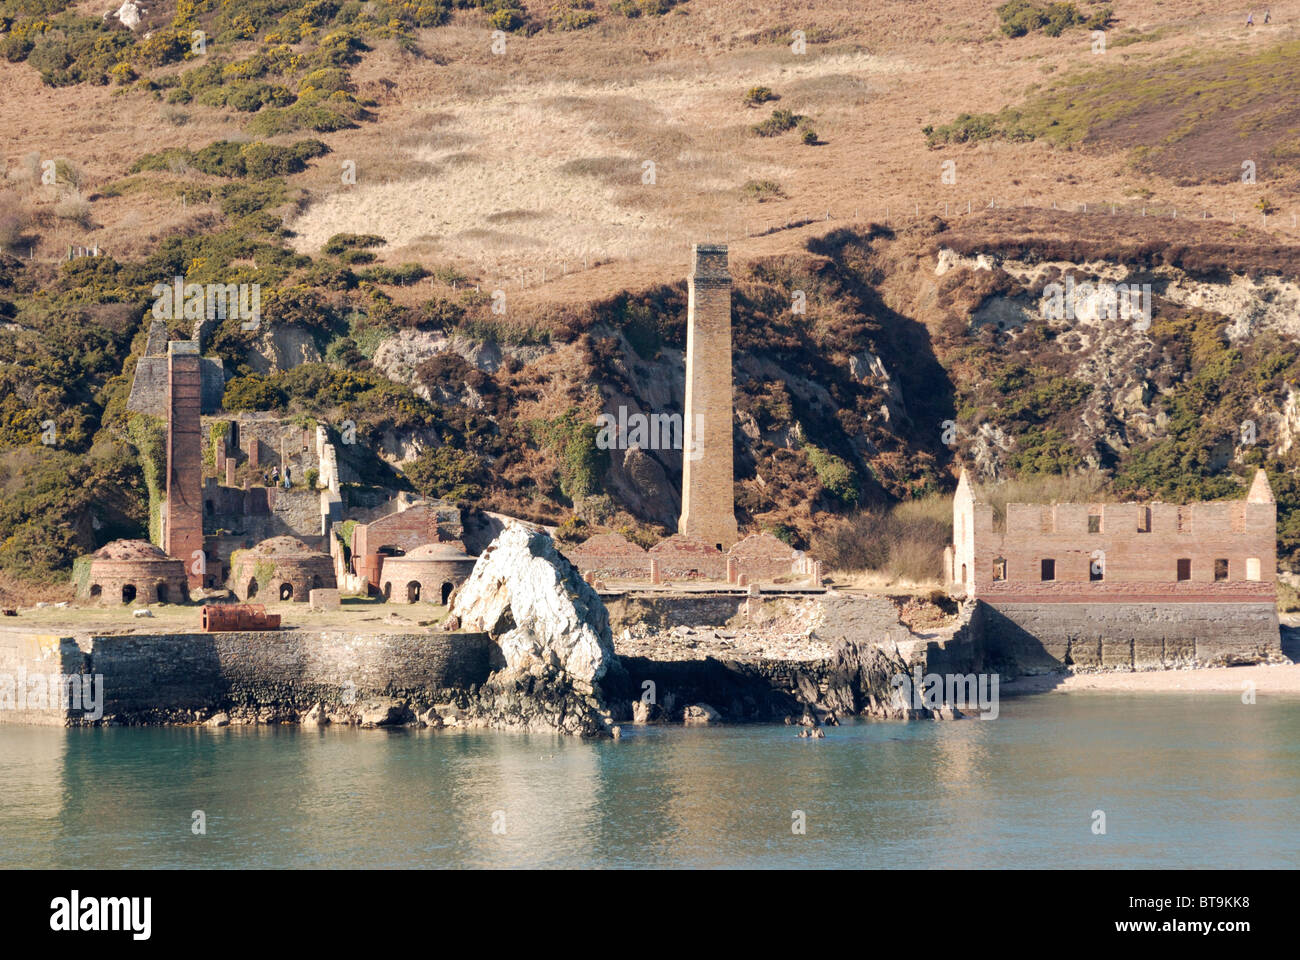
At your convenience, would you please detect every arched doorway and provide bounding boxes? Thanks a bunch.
[247,578,258,598]
[156,582,169,603]
[279,583,294,601]
[311,574,323,589]
[406,581,420,602]
[382,581,392,600]
[89,584,102,600]
[440,581,453,605]
[122,584,137,604]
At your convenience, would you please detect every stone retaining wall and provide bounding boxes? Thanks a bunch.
[979,600,1281,673]
[0,628,492,725]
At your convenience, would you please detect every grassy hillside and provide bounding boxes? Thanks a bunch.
[1,0,1299,583]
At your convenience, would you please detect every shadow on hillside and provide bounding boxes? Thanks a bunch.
[806,227,958,477]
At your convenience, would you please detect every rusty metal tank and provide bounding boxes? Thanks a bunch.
[201,604,281,631]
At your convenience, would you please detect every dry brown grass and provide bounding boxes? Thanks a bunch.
[815,493,952,583]
[975,469,1113,528]
[1,0,1296,301]
[0,571,74,608]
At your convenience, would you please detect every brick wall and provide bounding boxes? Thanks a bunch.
[647,535,728,580]
[729,532,798,581]
[952,468,1278,602]
[165,342,204,587]
[678,243,739,549]
[564,533,648,580]
[352,502,465,580]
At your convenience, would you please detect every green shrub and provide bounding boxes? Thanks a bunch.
[404,445,486,501]
[742,86,777,107]
[752,108,800,137]
[742,179,785,202]
[323,233,386,255]
[224,374,287,411]
[532,409,607,503]
[803,443,859,504]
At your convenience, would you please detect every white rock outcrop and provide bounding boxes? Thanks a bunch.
[449,523,616,687]
[112,2,143,31]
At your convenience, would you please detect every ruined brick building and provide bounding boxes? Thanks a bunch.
[948,467,1281,666]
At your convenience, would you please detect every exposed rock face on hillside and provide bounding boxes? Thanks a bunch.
[934,243,1300,480]
[247,324,322,374]
[372,329,550,389]
[449,523,624,735]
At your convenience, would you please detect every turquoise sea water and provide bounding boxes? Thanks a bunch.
[2,692,1298,869]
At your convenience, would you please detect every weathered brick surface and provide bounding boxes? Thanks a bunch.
[379,544,476,604]
[728,532,798,581]
[165,342,204,587]
[647,535,727,580]
[230,537,336,602]
[605,593,747,631]
[564,533,648,580]
[351,502,465,588]
[678,244,739,549]
[952,468,1278,602]
[78,540,189,604]
[309,589,340,611]
[127,354,224,416]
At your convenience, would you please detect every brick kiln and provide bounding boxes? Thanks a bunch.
[77,539,189,605]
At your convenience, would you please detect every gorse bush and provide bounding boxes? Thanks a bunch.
[131,139,328,179]
[752,108,800,137]
[996,1,1107,37]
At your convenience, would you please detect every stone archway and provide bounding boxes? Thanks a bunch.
[247,578,258,598]
[279,582,294,601]
[122,584,137,604]
[441,581,454,605]
[382,581,392,600]
[89,584,102,600]
[406,581,421,602]
[156,582,169,604]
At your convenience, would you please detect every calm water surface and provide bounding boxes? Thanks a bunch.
[2,692,1298,868]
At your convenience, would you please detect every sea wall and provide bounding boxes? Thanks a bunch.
[0,628,492,725]
[979,600,1281,673]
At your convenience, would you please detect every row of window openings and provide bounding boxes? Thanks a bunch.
[991,558,1259,582]
[962,510,1241,539]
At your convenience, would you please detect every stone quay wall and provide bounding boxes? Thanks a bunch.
[0,628,492,725]
[978,600,1281,673]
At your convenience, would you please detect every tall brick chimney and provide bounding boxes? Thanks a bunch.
[165,340,204,587]
[678,243,739,549]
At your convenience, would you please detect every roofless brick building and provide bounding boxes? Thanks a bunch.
[948,467,1281,667]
